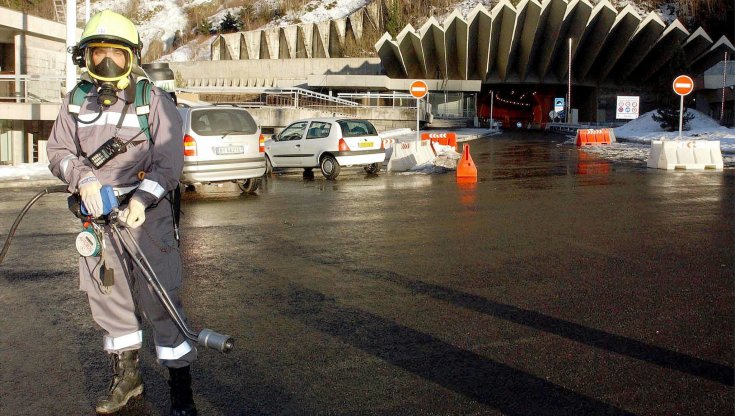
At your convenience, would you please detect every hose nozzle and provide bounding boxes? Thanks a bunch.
[198,329,234,354]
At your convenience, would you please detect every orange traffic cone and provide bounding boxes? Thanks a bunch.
[456,143,478,182]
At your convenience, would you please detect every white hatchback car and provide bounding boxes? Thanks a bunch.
[264,118,385,180]
[178,105,266,193]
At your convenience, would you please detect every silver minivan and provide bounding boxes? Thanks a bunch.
[178,105,266,193]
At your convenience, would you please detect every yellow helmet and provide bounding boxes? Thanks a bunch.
[74,10,142,87]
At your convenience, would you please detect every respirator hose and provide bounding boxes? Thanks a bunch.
[0,185,68,266]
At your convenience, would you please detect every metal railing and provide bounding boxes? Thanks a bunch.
[0,75,66,103]
[336,92,417,108]
[177,86,359,110]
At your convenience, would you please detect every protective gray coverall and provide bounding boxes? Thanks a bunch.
[47,77,196,368]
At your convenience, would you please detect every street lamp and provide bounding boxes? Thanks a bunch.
[722,51,728,125]
[567,37,572,124]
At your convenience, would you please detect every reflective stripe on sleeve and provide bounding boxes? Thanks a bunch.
[103,330,143,352]
[59,154,77,183]
[139,179,166,198]
[156,341,192,360]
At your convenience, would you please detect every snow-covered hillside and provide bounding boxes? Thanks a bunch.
[78,0,678,63]
[82,0,374,61]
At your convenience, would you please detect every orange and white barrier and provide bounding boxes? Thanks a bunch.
[387,140,436,172]
[421,132,458,149]
[575,128,615,146]
[647,140,723,170]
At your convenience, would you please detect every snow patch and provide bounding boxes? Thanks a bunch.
[614,109,735,154]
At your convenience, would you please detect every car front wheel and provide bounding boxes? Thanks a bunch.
[320,155,341,180]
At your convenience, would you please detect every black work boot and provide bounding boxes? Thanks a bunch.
[96,350,144,414]
[169,365,197,416]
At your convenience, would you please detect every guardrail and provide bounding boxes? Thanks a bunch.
[0,74,66,103]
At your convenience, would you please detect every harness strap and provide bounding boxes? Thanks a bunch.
[68,81,95,114]
[135,79,153,142]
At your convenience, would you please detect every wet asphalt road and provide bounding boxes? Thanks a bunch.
[0,130,732,415]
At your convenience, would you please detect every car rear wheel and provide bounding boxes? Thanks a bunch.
[320,155,341,180]
[364,162,382,174]
[238,178,261,194]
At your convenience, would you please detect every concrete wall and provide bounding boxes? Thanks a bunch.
[169,58,383,88]
[24,35,67,102]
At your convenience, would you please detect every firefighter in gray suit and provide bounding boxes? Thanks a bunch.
[47,10,196,416]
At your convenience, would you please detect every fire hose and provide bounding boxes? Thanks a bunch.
[109,215,233,353]
[0,184,233,354]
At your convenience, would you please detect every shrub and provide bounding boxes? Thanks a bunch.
[219,11,242,33]
[652,106,695,131]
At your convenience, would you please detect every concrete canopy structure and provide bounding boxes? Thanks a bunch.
[374,0,735,87]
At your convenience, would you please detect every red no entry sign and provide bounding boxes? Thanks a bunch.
[410,80,428,99]
[672,75,694,96]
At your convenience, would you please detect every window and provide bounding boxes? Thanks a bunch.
[279,121,308,141]
[190,108,258,136]
[306,121,331,139]
[338,120,377,137]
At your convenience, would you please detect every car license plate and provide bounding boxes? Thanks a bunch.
[358,141,373,148]
[214,145,244,155]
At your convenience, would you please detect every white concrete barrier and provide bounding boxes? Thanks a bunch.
[387,140,436,172]
[647,140,724,170]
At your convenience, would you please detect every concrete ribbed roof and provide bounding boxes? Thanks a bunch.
[209,0,734,87]
[374,0,735,86]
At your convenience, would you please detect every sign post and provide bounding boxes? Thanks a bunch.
[410,80,429,142]
[672,75,694,139]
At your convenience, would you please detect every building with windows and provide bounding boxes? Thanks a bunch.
[0,6,77,166]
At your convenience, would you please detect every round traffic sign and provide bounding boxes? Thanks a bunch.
[409,80,428,99]
[672,75,694,96]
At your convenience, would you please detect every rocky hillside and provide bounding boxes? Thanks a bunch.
[2,0,732,62]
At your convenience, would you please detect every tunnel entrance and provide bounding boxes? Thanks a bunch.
[477,85,596,129]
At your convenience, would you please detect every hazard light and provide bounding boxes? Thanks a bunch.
[338,138,350,151]
[259,134,265,153]
[184,135,197,156]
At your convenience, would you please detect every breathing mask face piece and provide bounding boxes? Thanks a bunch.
[93,56,126,79]
[84,42,134,85]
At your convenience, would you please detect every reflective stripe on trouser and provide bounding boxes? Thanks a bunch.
[80,198,197,366]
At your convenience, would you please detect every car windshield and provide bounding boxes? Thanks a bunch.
[338,120,377,137]
[190,109,258,136]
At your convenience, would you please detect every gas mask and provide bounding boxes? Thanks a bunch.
[84,43,134,106]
